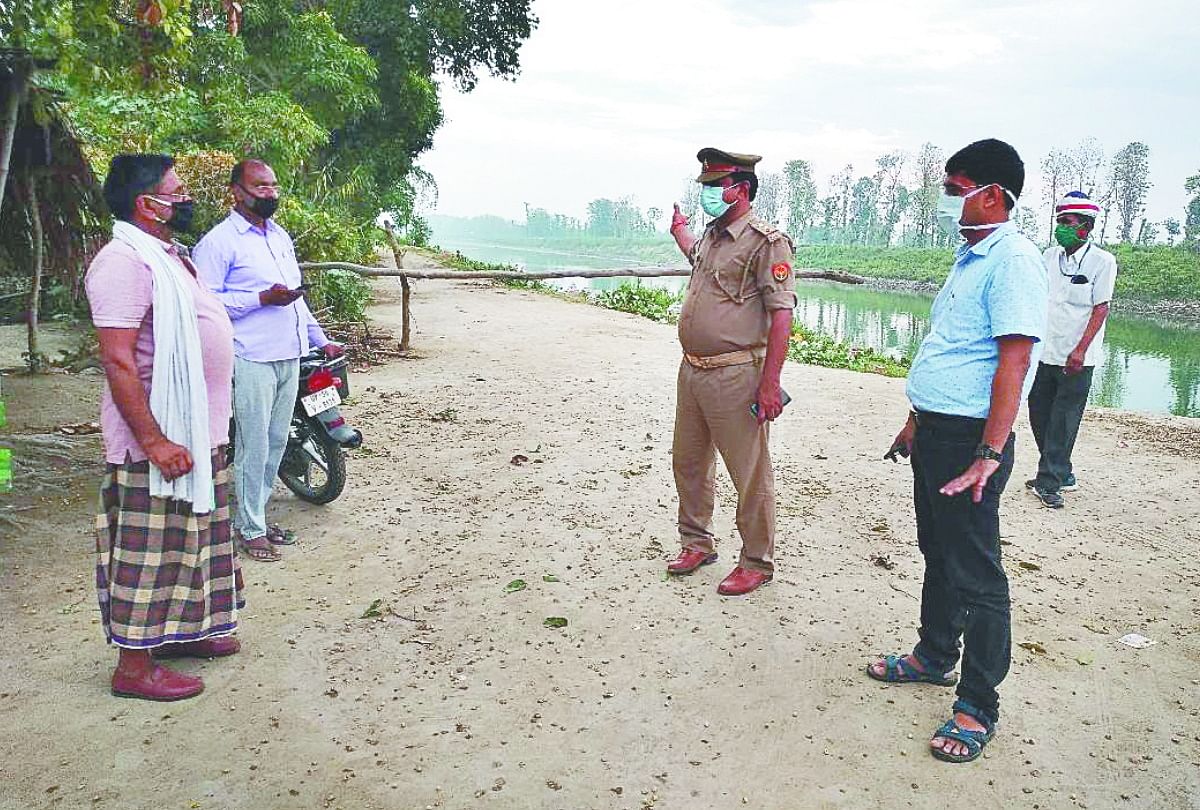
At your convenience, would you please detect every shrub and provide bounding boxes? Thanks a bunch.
[788,323,910,378]
[307,268,371,323]
[593,283,681,323]
[276,197,379,265]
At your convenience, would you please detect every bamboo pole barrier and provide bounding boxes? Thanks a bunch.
[299,262,867,285]
[298,259,867,354]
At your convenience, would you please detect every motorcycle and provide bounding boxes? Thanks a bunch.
[228,348,362,505]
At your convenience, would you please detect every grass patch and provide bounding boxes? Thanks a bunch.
[788,323,911,378]
[1107,244,1200,302]
[793,245,954,284]
[593,284,681,323]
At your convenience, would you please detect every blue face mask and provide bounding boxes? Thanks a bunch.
[700,184,733,218]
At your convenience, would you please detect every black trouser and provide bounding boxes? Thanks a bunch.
[910,411,1014,726]
[1027,363,1095,492]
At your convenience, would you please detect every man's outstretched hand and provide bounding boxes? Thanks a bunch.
[940,458,1000,503]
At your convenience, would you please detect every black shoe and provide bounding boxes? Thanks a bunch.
[1060,474,1078,492]
[1028,485,1064,509]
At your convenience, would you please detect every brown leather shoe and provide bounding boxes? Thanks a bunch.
[111,664,205,701]
[154,636,241,660]
[667,549,718,575]
[717,566,772,596]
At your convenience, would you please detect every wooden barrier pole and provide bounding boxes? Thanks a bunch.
[299,257,868,355]
[299,262,867,285]
[380,225,412,351]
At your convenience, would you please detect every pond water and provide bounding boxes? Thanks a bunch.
[437,239,1200,418]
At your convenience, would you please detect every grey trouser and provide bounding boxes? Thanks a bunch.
[233,357,300,541]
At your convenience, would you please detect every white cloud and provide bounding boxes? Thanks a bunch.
[421,0,1200,225]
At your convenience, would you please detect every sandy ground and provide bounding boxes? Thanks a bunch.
[1,261,1199,810]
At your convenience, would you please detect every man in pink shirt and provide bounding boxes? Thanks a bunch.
[86,154,244,702]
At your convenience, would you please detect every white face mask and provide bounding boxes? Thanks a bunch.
[935,184,1016,237]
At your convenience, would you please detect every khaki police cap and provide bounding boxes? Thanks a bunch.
[696,147,762,183]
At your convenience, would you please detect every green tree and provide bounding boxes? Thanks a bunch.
[782,159,817,237]
[818,195,838,231]
[1041,147,1074,239]
[1184,172,1200,248]
[848,175,879,245]
[9,0,537,260]
[832,164,853,231]
[1135,218,1159,246]
[321,0,537,222]
[679,177,702,226]
[874,151,907,246]
[1110,142,1152,243]
[1163,218,1181,246]
[1015,206,1042,243]
[754,171,781,229]
[587,198,617,237]
[1068,136,1104,196]
[910,142,943,247]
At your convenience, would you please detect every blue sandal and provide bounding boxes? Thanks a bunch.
[930,701,996,763]
[867,654,958,686]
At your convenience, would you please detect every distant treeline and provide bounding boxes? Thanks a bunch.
[435,137,1199,252]
[429,214,1200,304]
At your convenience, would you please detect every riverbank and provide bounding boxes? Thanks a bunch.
[866,277,1200,322]
[2,267,1197,809]
[430,235,1200,321]
[422,247,911,377]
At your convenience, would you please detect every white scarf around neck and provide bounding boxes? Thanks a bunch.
[112,220,213,513]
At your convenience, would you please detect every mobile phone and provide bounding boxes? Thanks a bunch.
[297,283,311,290]
[750,388,792,418]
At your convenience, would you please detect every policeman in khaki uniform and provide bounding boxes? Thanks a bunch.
[665,148,797,596]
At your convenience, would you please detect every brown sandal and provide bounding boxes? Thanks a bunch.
[238,534,282,562]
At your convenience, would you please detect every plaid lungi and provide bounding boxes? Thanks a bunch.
[95,448,245,649]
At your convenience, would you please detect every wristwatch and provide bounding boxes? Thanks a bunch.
[974,443,1003,462]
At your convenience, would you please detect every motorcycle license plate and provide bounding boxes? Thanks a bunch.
[301,385,341,416]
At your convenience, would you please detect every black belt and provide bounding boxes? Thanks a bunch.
[912,409,987,428]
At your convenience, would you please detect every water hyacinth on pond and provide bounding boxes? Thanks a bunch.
[593,284,682,323]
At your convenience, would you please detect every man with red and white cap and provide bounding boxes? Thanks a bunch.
[1025,191,1117,508]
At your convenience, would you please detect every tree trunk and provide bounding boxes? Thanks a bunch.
[0,69,28,223]
[397,273,412,352]
[26,173,44,371]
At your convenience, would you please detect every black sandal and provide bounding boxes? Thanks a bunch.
[867,654,958,686]
[238,534,282,562]
[266,524,297,545]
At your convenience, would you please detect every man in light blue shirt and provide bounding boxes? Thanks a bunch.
[866,140,1047,764]
[193,159,342,562]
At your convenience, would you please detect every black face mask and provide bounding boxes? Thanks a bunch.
[167,200,195,233]
[240,187,280,220]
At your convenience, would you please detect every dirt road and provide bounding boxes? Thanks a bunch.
[2,271,1198,810]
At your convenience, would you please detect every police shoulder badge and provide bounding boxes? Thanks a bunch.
[771,262,791,282]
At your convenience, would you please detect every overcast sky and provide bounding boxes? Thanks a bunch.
[421,0,1199,231]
